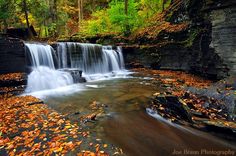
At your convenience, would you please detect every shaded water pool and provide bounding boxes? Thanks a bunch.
[42,75,236,156]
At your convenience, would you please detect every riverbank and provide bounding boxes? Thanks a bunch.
[132,68,236,141]
[0,70,235,155]
[0,74,121,155]
[0,96,123,155]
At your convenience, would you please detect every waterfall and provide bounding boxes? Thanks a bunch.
[25,43,73,92]
[25,43,56,69]
[117,46,125,70]
[57,42,125,74]
[25,42,126,92]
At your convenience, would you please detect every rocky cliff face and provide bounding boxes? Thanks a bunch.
[208,1,236,74]
[0,0,235,80]
[0,36,26,74]
[123,0,236,80]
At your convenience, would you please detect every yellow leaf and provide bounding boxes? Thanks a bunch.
[53,147,63,153]
[65,125,71,129]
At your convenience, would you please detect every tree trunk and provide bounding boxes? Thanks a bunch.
[53,0,58,36]
[78,0,83,28]
[81,0,83,20]
[124,0,130,36]
[162,0,168,12]
[78,0,81,27]
[22,0,30,30]
[53,0,57,22]
[92,0,95,11]
[3,19,8,33]
[124,0,128,15]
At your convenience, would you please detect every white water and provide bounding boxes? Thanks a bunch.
[57,42,125,74]
[26,66,74,92]
[25,43,74,92]
[25,43,55,68]
[146,108,200,135]
[25,42,128,94]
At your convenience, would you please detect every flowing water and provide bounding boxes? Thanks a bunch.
[57,42,125,73]
[24,42,236,155]
[25,43,74,92]
[25,42,125,92]
[43,76,236,156]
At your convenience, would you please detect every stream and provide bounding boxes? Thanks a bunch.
[31,74,236,156]
[23,42,236,155]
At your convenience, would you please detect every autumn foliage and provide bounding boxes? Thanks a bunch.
[0,96,109,155]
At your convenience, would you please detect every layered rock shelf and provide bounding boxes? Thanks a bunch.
[0,36,26,74]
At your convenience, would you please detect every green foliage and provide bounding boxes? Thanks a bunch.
[138,0,168,17]
[80,0,140,36]
[80,9,114,35]
[0,0,12,20]
[29,0,49,24]
[80,0,172,37]
[108,0,139,35]
[0,0,14,30]
[0,0,172,38]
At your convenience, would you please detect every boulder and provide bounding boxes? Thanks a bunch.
[59,69,86,83]
[152,95,192,122]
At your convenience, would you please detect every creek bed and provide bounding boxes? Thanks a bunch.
[40,74,236,156]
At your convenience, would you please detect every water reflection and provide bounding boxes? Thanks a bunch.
[102,110,235,156]
[45,77,236,156]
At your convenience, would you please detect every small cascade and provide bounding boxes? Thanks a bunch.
[117,46,125,70]
[26,66,74,92]
[57,42,125,74]
[25,43,56,69]
[25,42,127,93]
[25,43,73,92]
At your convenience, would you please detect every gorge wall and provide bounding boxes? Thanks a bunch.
[0,36,26,74]
[122,0,236,80]
[209,2,236,74]
[0,0,235,81]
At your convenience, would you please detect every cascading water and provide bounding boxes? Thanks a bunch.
[56,42,125,75]
[25,43,74,92]
[25,42,127,93]
[26,43,56,68]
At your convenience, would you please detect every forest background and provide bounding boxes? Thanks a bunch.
[0,0,172,38]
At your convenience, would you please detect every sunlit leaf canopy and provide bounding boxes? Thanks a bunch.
[0,0,171,37]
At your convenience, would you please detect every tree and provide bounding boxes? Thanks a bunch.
[27,0,50,37]
[22,0,30,30]
[1,0,172,38]
[162,0,169,12]
[107,0,138,35]
[78,0,84,28]
[0,0,14,32]
[124,0,128,15]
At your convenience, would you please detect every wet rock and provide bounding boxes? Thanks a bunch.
[202,102,210,108]
[87,113,97,121]
[152,95,192,122]
[80,113,98,124]
[150,88,236,139]
[191,110,208,118]
[183,91,191,98]
[186,86,235,117]
[0,37,27,74]
[59,69,86,83]
[125,62,144,69]
[89,101,108,110]
[74,111,80,115]
[0,74,27,87]
[122,1,236,79]
[203,120,236,140]
[77,77,86,83]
